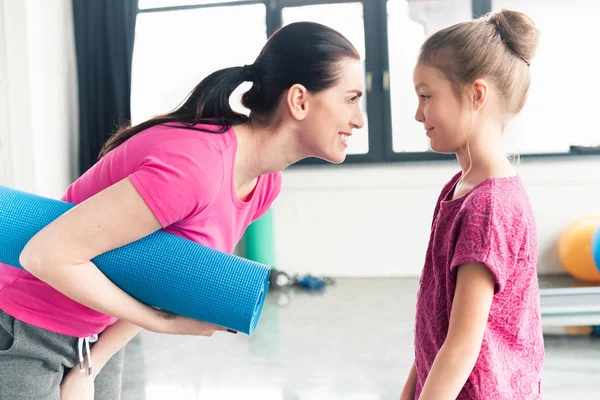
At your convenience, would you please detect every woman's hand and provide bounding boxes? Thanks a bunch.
[151,309,237,336]
[60,368,94,400]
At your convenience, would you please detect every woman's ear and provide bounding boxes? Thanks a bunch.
[286,84,309,121]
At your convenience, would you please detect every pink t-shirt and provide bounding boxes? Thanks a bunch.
[0,124,282,338]
[414,172,544,400]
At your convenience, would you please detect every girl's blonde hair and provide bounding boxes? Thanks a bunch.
[418,9,539,116]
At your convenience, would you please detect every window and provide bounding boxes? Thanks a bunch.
[131,3,267,124]
[138,0,242,10]
[387,0,472,153]
[492,0,600,154]
[281,2,369,155]
[132,0,597,164]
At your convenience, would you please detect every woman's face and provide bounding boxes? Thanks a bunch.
[299,58,366,164]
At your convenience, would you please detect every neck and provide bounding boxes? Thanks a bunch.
[455,125,515,184]
[233,120,306,186]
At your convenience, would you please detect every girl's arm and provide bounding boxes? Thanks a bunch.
[399,361,417,400]
[418,262,495,400]
[19,178,223,335]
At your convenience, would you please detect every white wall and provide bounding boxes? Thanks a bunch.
[1,0,35,190]
[0,0,77,197]
[272,157,600,277]
[0,0,10,186]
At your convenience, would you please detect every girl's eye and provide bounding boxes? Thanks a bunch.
[420,94,431,100]
[349,96,358,103]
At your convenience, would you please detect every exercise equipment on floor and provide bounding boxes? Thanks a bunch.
[541,217,600,335]
[269,269,335,291]
[243,209,334,292]
[558,216,600,282]
[0,185,270,335]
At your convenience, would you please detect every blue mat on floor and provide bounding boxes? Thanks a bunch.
[0,185,270,335]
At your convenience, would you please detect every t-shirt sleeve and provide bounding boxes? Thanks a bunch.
[128,140,224,227]
[449,191,522,294]
[252,171,283,221]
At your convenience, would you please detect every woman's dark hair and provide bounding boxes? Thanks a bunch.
[99,21,360,158]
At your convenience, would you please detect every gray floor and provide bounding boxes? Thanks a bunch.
[121,278,600,400]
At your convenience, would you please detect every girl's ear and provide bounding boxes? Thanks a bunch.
[472,79,489,110]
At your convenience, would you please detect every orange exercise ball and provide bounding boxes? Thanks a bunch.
[558,216,600,282]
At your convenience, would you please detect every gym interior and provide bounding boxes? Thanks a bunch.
[1,1,599,399]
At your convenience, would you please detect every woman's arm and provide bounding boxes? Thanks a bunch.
[60,320,142,399]
[19,178,221,335]
[418,262,495,400]
[399,361,417,400]
[89,320,142,374]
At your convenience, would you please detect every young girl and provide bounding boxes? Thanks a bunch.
[400,9,544,400]
[0,22,364,400]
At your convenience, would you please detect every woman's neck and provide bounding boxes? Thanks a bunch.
[232,120,305,188]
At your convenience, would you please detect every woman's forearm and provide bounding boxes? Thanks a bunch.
[18,177,168,333]
[22,257,161,332]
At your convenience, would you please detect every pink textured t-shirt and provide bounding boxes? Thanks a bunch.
[0,124,282,338]
[414,172,544,399]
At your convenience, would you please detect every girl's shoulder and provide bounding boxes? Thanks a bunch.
[434,171,463,205]
[460,174,535,233]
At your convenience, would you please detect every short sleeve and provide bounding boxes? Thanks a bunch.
[252,172,283,221]
[129,140,224,227]
[450,191,522,293]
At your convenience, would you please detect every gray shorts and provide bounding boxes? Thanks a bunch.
[0,309,125,400]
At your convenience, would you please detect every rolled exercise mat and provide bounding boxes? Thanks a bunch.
[0,185,270,335]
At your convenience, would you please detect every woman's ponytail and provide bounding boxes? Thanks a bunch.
[99,65,255,158]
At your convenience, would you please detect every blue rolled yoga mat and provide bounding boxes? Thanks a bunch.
[0,185,270,335]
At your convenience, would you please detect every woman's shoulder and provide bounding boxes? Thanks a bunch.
[257,171,283,199]
[132,123,235,154]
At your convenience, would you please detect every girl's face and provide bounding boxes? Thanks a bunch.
[413,63,472,153]
[300,58,365,163]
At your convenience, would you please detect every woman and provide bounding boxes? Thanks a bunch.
[0,21,365,399]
